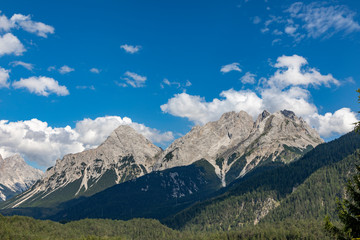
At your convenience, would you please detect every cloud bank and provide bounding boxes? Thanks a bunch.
[161,54,357,138]
[0,116,174,167]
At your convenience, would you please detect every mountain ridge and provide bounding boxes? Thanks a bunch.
[1,109,323,209]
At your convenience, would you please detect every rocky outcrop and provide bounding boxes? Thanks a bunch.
[154,110,323,186]
[3,110,323,209]
[0,154,43,201]
[4,125,161,208]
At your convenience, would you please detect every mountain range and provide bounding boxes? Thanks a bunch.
[1,110,322,210]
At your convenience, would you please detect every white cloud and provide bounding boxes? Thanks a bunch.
[268,55,340,89]
[0,12,15,31]
[0,11,54,38]
[59,65,74,74]
[220,62,242,73]
[262,2,360,43]
[120,44,141,54]
[12,76,69,96]
[240,72,256,84]
[162,54,357,138]
[120,71,147,88]
[161,78,181,88]
[0,116,174,167]
[161,90,263,125]
[10,61,34,71]
[307,108,358,138]
[0,67,10,88]
[285,26,297,35]
[10,14,54,38]
[161,79,191,89]
[287,2,360,39]
[90,68,100,74]
[0,33,25,56]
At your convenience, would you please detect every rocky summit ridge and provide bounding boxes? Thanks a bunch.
[0,154,43,201]
[4,125,161,208]
[154,110,323,186]
[3,110,323,208]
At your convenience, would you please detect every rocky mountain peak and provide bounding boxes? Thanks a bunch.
[155,109,323,186]
[5,124,162,208]
[0,154,43,201]
[280,109,296,119]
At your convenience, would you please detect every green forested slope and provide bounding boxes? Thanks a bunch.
[164,131,360,231]
[263,152,360,222]
[0,214,331,240]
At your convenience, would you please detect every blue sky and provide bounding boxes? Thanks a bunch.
[0,0,359,170]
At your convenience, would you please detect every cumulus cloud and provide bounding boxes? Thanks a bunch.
[10,61,34,71]
[59,65,74,74]
[120,71,147,88]
[161,54,357,138]
[10,14,54,38]
[0,116,174,167]
[240,72,256,84]
[0,11,54,38]
[161,90,263,125]
[12,76,69,96]
[220,62,242,73]
[0,67,10,88]
[0,12,15,31]
[268,55,340,89]
[0,33,25,56]
[307,108,358,138]
[90,68,100,74]
[120,44,141,54]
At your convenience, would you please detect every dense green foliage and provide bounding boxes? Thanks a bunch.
[0,214,331,240]
[325,163,360,239]
[165,131,360,231]
[265,152,360,222]
[51,159,222,221]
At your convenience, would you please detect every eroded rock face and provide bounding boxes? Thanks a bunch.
[154,110,323,186]
[0,154,43,201]
[5,125,161,208]
[4,110,323,208]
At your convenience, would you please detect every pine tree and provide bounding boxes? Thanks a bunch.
[325,161,360,239]
[355,89,360,133]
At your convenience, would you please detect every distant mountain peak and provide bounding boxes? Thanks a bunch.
[0,154,43,201]
[4,124,162,208]
[3,110,323,209]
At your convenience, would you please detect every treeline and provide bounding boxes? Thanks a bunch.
[0,214,331,240]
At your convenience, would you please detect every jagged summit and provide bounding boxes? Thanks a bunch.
[154,109,323,186]
[4,124,162,208]
[3,109,323,209]
[0,154,43,201]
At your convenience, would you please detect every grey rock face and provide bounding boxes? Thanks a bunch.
[6,125,161,208]
[0,154,43,201]
[4,110,323,208]
[154,110,323,186]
